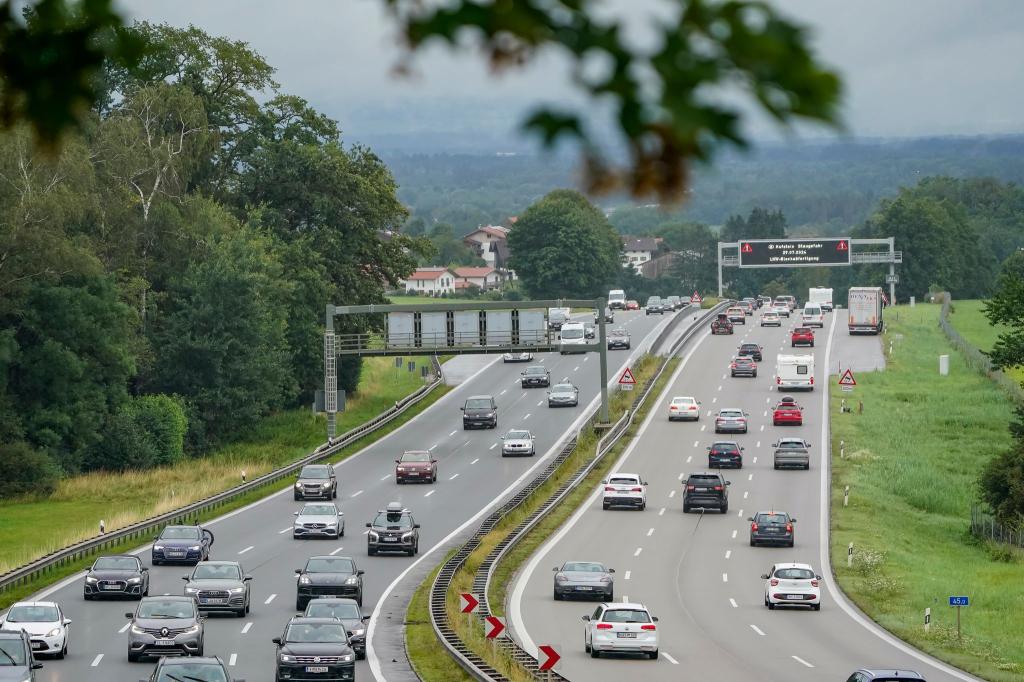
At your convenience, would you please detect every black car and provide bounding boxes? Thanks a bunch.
[729,356,757,377]
[737,343,763,362]
[295,556,364,609]
[151,524,214,565]
[273,617,355,682]
[594,307,614,323]
[0,629,41,680]
[707,441,743,468]
[846,670,927,682]
[644,296,664,315]
[606,328,631,350]
[682,472,730,513]
[461,395,497,429]
[84,554,149,600]
[748,511,795,547]
[521,366,550,388]
[366,502,420,556]
[145,656,245,682]
[183,561,252,617]
[294,463,338,501]
[304,598,367,659]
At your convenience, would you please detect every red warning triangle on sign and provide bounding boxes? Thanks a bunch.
[618,367,637,385]
[741,242,753,253]
[836,240,849,251]
[690,291,702,304]
[838,368,856,387]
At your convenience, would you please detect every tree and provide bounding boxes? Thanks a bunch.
[85,394,187,471]
[508,190,622,299]
[0,441,61,498]
[661,222,718,295]
[721,207,788,296]
[425,223,481,267]
[984,251,1024,375]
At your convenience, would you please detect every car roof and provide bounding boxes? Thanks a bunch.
[309,597,359,604]
[600,602,649,610]
[96,554,138,560]
[195,560,240,566]
[467,395,494,400]
[402,449,431,455]
[609,472,640,478]
[857,670,926,679]
[755,510,790,516]
[8,601,57,608]
[561,560,607,566]
[671,396,696,401]
[159,656,226,666]
[688,471,724,477]
[711,440,740,446]
[141,595,193,602]
[719,407,743,412]
[773,562,813,570]
[307,555,355,561]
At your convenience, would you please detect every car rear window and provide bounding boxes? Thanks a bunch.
[756,513,788,524]
[401,451,431,462]
[710,443,738,453]
[601,609,651,623]
[609,476,638,485]
[774,567,815,580]
[688,475,721,485]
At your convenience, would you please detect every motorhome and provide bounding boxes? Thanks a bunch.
[775,354,815,391]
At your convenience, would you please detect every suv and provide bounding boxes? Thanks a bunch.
[645,296,664,315]
[183,561,252,617]
[682,472,730,513]
[710,313,733,335]
[521,365,550,388]
[294,464,338,501]
[366,503,420,556]
[773,437,811,470]
[737,343,763,362]
[0,629,41,679]
[151,524,213,565]
[273,617,355,682]
[846,671,927,682]
[601,473,647,510]
[595,307,614,323]
[146,657,242,682]
[791,327,815,347]
[726,306,746,324]
[607,328,631,350]
[125,596,204,662]
[395,450,437,483]
[707,441,743,468]
[582,602,659,659]
[295,555,364,609]
[304,597,368,660]
[462,395,497,429]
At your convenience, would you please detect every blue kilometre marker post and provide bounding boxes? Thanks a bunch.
[948,595,969,640]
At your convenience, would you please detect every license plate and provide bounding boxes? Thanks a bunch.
[696,487,708,492]
[168,552,185,557]
[382,537,397,542]
[155,639,175,646]
[407,472,419,476]
[616,632,637,638]
[306,666,329,673]
[576,586,592,591]
[103,584,120,590]
[786,594,804,600]
[201,598,226,604]
[32,642,44,650]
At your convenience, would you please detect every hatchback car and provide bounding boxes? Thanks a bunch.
[501,429,536,457]
[644,296,664,315]
[760,312,781,327]
[774,295,797,311]
[749,511,796,547]
[304,597,367,659]
[183,561,252,617]
[625,300,639,310]
[0,629,41,679]
[0,602,70,659]
[547,381,580,407]
[762,562,821,610]
[84,554,149,600]
[151,524,214,565]
[736,300,753,316]
[791,327,815,347]
[714,408,748,433]
[582,602,659,659]
[606,328,631,350]
[773,437,811,470]
[295,556,364,609]
[726,306,746,323]
[773,396,803,426]
[394,450,437,483]
[145,656,244,682]
[552,561,615,601]
[707,441,743,468]
[601,473,647,510]
[293,502,346,537]
[682,472,730,513]
[771,304,790,317]
[520,365,550,388]
[294,464,338,501]
[730,357,757,378]
[366,503,420,556]
[125,596,204,662]
[737,343,763,362]
[667,396,700,421]
[462,395,498,429]
[273,617,355,682]
[846,670,927,682]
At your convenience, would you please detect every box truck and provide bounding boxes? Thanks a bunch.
[808,287,833,311]
[848,287,883,335]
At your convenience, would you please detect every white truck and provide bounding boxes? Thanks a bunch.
[607,289,627,310]
[808,287,833,312]
[775,354,815,391]
[848,286,884,335]
[559,322,588,354]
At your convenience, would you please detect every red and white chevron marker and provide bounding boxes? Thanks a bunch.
[484,615,505,639]
[459,592,479,613]
[538,644,561,671]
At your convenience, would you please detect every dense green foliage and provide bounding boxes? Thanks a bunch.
[0,23,426,490]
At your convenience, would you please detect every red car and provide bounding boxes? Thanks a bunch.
[791,327,815,347]
[773,396,803,426]
[625,300,640,310]
[395,450,438,483]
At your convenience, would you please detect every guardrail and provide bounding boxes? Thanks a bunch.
[428,301,731,681]
[0,356,444,598]
[938,293,1024,404]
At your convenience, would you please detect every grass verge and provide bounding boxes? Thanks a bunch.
[830,303,1024,681]
[948,299,1024,384]
[405,550,473,682]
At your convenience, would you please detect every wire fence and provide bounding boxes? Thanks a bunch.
[971,506,1024,548]
[938,294,1024,404]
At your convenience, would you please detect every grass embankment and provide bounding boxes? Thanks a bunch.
[406,355,675,682]
[949,299,1024,384]
[830,303,1023,681]
[0,357,445,577]
[405,551,473,682]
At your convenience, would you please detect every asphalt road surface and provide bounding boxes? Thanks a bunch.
[510,309,980,682]
[21,306,687,682]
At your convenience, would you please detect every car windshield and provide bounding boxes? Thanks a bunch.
[609,476,638,485]
[506,430,531,440]
[601,609,651,623]
[138,600,195,619]
[0,639,27,666]
[553,384,574,393]
[302,504,338,515]
[563,562,606,572]
[285,623,347,643]
[400,451,430,463]
[94,556,139,571]
[465,398,492,409]
[156,663,228,682]
[306,558,355,574]
[192,564,241,580]
[561,328,584,340]
[373,512,412,530]
[306,602,361,620]
[160,527,200,540]
[775,568,815,580]
[300,467,331,479]
[525,367,546,375]
[6,605,58,623]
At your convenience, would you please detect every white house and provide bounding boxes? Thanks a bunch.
[453,266,502,290]
[463,226,510,268]
[402,267,456,295]
[621,237,661,275]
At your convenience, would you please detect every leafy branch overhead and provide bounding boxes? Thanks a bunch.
[386,0,843,200]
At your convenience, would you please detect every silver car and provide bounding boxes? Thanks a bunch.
[501,429,536,457]
[125,596,203,662]
[293,502,345,539]
[182,561,252,617]
[547,381,580,407]
[552,561,614,601]
[773,437,811,470]
[714,408,748,434]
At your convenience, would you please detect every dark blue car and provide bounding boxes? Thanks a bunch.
[151,525,214,565]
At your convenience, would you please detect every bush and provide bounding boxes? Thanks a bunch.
[85,394,188,471]
[0,441,61,498]
[978,442,1024,527]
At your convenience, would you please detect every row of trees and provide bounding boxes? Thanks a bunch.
[0,23,427,495]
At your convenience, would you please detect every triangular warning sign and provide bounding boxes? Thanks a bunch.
[836,240,849,251]
[741,243,753,254]
[618,367,637,385]
[690,291,702,304]
[838,368,856,387]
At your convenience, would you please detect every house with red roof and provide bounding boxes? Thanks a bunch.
[453,265,503,290]
[401,267,457,295]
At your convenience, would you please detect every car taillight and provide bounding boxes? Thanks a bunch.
[670,406,678,411]
[631,487,643,492]
[770,578,779,586]
[786,523,793,532]
[604,486,615,491]
[810,376,814,385]
[776,376,781,384]
[687,485,695,491]
[730,363,737,368]
[640,624,656,631]
[811,579,819,587]
[713,485,723,491]
[596,623,613,630]
[750,523,758,531]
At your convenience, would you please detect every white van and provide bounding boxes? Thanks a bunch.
[559,322,588,354]
[801,304,824,328]
[607,289,626,310]
[775,354,815,391]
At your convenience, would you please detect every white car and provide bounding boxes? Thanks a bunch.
[771,304,790,318]
[501,429,536,457]
[760,312,781,327]
[502,351,533,362]
[601,473,647,510]
[0,601,71,658]
[667,396,701,421]
[801,304,825,328]
[762,562,821,610]
[582,602,659,659]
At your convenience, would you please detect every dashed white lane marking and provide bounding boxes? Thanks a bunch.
[429,444,438,450]
[658,507,666,516]
[537,400,544,406]
[91,654,103,667]
[489,443,498,450]
[692,440,699,447]
[279,527,292,534]
[725,550,731,559]
[351,490,363,497]
[751,624,766,636]
[669,490,676,498]
[792,655,815,668]
[743,491,749,499]
[738,509,744,518]
[241,622,253,634]
[717,385,723,391]
[731,530,738,539]
[265,594,277,605]
[622,595,629,602]
[229,653,238,666]
[712,397,718,404]
[448,430,457,437]
[763,410,768,417]
[624,571,631,580]
[449,473,459,480]
[700,424,707,431]
[753,457,757,463]
[423,490,436,499]
[756,441,761,448]
[663,652,680,665]
[722,373,727,379]
[500,389,507,395]
[646,528,655,537]
[722,573,728,583]
[766,397,771,403]
[471,458,479,465]
[539,358,545,362]
[730,598,738,608]
[118,623,130,633]
[330,547,345,556]
[685,455,692,463]
[238,545,253,555]
[633,547,643,557]
[574,366,580,372]
[748,473,754,481]
[760,425,765,431]
[678,472,685,480]
[583,356,589,362]
[380,474,391,481]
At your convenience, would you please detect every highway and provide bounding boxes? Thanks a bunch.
[510,309,980,682]
[24,306,688,682]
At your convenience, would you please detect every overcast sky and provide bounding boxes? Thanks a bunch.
[120,0,1024,151]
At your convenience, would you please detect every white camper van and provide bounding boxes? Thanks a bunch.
[801,303,825,328]
[775,354,815,391]
[808,287,833,311]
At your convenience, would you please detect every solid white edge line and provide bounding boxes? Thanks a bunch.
[367,312,682,680]
[508,324,707,658]
[817,313,982,681]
